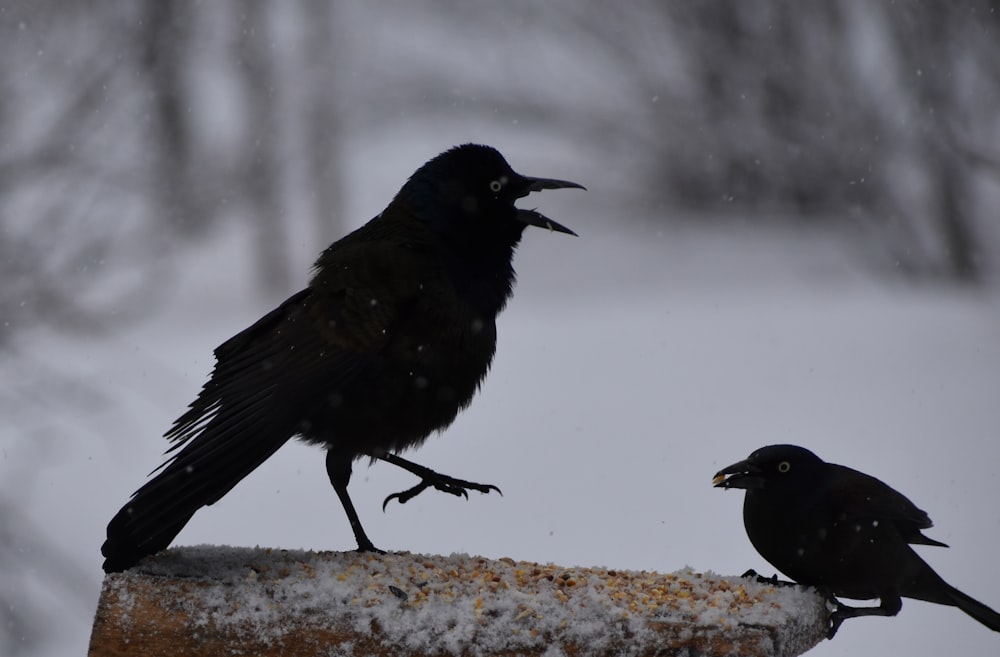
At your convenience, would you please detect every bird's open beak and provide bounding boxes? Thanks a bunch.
[713,459,765,490]
[519,177,586,195]
[515,209,577,236]
[513,175,584,236]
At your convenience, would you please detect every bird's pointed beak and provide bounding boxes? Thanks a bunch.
[519,176,586,196]
[513,175,584,236]
[713,459,765,490]
[515,209,577,236]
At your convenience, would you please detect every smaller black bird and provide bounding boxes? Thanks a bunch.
[713,444,1000,638]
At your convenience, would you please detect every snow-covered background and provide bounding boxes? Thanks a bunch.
[3,3,1000,656]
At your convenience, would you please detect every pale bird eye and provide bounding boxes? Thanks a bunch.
[489,180,503,193]
[778,461,791,473]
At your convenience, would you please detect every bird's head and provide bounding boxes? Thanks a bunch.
[398,144,583,240]
[713,444,823,491]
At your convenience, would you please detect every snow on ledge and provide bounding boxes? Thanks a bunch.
[92,546,828,657]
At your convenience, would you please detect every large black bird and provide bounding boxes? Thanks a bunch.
[713,444,1000,638]
[102,144,582,573]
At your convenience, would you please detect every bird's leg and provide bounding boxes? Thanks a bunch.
[825,593,902,639]
[379,452,501,510]
[325,449,383,553]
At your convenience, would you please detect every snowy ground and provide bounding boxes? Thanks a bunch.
[10,192,1000,656]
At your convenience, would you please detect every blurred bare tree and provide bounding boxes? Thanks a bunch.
[881,0,997,283]
[0,2,348,653]
[421,0,999,282]
[605,0,1000,282]
[2,2,996,356]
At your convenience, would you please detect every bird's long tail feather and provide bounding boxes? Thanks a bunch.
[905,567,1000,632]
[101,430,289,573]
[944,585,1000,632]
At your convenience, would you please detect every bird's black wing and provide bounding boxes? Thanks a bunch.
[102,279,396,571]
[158,285,386,488]
[828,464,948,547]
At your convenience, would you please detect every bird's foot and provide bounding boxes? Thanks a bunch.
[822,593,900,640]
[740,569,798,588]
[826,612,846,639]
[825,595,854,639]
[741,573,844,639]
[354,539,387,555]
[382,471,501,510]
[346,519,386,555]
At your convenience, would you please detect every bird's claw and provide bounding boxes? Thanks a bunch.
[740,569,799,588]
[382,481,434,510]
[822,592,853,639]
[826,613,845,639]
[353,536,387,555]
[741,570,841,638]
[382,475,501,511]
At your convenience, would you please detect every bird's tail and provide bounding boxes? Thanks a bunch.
[904,566,1000,632]
[942,584,1000,632]
[102,468,199,573]
[101,487,190,574]
[101,430,289,573]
